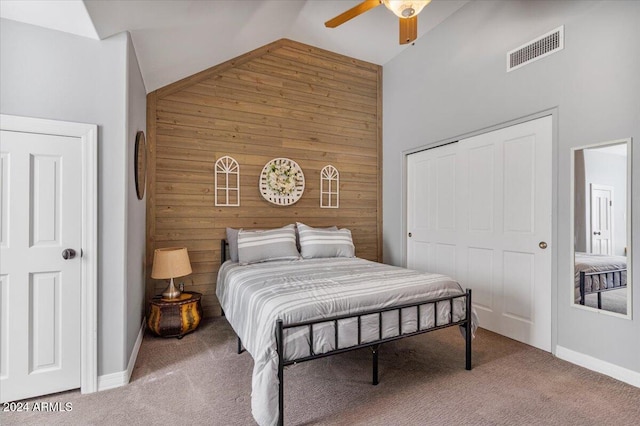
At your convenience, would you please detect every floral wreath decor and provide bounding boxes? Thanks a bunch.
[259,158,305,206]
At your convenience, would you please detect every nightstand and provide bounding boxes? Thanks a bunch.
[148,291,202,338]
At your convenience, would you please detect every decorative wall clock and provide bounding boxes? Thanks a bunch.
[259,158,305,206]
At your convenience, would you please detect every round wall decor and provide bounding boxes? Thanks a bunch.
[259,158,305,206]
[134,130,147,200]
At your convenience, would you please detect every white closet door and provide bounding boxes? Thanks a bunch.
[407,142,459,276]
[407,116,552,351]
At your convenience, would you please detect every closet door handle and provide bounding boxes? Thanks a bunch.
[408,232,412,238]
[62,248,77,260]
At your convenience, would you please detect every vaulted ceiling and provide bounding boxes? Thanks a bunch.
[1,0,468,92]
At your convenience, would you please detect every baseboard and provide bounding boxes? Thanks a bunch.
[97,318,146,391]
[126,318,146,380]
[97,369,128,391]
[556,345,640,388]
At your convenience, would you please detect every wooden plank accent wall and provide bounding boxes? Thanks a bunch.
[146,39,382,318]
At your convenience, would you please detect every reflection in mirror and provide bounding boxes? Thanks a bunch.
[573,139,631,316]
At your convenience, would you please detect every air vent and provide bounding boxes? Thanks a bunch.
[507,26,564,72]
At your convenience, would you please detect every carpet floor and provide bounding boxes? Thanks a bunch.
[3,318,639,426]
[583,288,627,315]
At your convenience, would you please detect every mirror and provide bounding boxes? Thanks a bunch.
[572,139,632,316]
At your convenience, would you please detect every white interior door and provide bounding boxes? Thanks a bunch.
[590,184,613,255]
[1,130,82,402]
[407,116,552,351]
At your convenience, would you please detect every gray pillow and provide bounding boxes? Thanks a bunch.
[225,227,239,262]
[295,224,337,251]
[237,224,300,264]
[296,222,355,259]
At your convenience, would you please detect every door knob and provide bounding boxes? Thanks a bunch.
[62,248,77,260]
[539,241,547,249]
[408,232,412,238]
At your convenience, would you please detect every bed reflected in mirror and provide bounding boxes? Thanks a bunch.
[573,139,632,316]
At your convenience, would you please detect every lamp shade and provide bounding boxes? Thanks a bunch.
[382,0,431,18]
[151,247,192,279]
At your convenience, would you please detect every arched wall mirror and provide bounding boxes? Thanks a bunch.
[572,138,632,317]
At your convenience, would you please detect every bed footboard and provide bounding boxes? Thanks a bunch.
[579,268,626,309]
[275,289,473,426]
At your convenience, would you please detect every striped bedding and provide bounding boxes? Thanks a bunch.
[216,257,478,426]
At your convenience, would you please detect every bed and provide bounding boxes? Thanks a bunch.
[574,252,627,308]
[217,226,478,426]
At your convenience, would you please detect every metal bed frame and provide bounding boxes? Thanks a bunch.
[220,240,473,426]
[579,268,627,309]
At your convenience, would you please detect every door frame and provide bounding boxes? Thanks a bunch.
[401,108,559,353]
[0,114,98,394]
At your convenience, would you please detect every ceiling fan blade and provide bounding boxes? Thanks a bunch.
[325,0,381,28]
[399,16,418,44]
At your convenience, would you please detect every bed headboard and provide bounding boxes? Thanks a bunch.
[220,239,228,264]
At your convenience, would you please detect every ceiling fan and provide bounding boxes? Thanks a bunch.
[325,0,432,45]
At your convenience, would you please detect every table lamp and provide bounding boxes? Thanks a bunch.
[151,247,192,299]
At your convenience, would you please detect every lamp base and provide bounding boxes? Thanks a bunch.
[162,278,181,299]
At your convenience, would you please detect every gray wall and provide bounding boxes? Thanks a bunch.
[1,19,147,377]
[125,34,147,364]
[383,0,639,373]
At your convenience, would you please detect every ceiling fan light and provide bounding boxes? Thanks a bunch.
[382,0,431,19]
